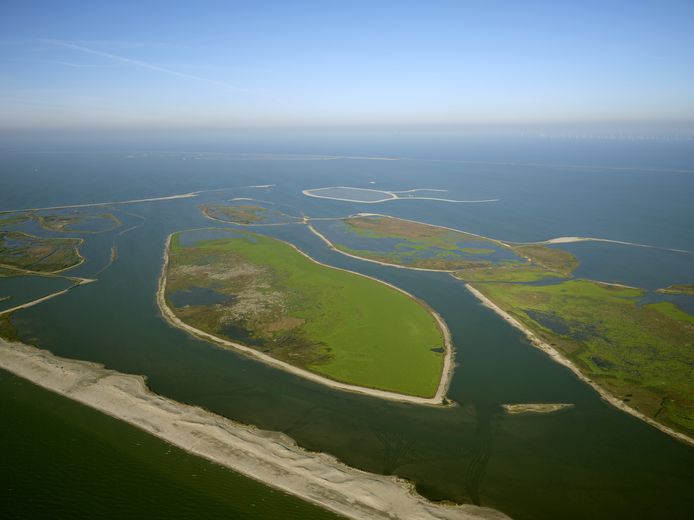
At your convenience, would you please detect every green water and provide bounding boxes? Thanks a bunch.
[0,370,344,520]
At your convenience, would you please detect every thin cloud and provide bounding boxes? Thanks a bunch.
[39,39,247,91]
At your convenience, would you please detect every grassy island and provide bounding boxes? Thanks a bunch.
[656,284,694,296]
[37,212,120,233]
[473,280,694,434]
[314,214,575,281]
[202,204,301,225]
[163,229,448,398]
[0,231,83,273]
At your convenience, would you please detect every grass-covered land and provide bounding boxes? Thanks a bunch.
[511,244,579,276]
[0,232,82,273]
[165,230,446,397]
[324,215,694,436]
[453,260,567,282]
[202,204,300,225]
[0,213,33,228]
[656,284,694,296]
[472,279,694,435]
[330,215,578,280]
[37,212,120,233]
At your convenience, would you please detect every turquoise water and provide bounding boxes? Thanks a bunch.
[1,137,693,519]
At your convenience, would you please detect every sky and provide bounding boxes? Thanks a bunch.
[1,0,693,133]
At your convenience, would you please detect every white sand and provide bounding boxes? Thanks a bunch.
[502,403,574,415]
[0,339,508,520]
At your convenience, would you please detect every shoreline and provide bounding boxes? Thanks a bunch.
[465,284,694,448]
[158,232,455,406]
[307,214,694,446]
[302,187,499,204]
[0,339,507,520]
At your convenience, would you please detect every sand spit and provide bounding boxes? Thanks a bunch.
[465,284,694,448]
[158,233,455,406]
[0,278,94,317]
[530,236,691,254]
[0,191,201,215]
[302,187,499,204]
[0,339,507,520]
[502,403,574,415]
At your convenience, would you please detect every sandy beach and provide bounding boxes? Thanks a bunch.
[158,233,456,406]
[0,338,507,520]
[465,284,694,447]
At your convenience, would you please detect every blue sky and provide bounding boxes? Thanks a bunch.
[1,0,693,131]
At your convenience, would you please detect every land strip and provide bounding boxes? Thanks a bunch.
[0,339,507,520]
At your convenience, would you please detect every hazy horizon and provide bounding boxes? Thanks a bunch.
[2,1,693,135]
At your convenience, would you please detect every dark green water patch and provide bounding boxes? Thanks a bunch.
[0,369,344,520]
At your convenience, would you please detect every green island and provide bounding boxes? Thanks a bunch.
[475,280,694,434]
[37,212,121,233]
[0,231,83,273]
[0,212,33,228]
[315,214,694,439]
[318,215,574,281]
[163,229,448,398]
[202,203,301,225]
[656,284,694,296]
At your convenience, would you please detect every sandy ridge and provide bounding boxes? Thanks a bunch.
[465,284,694,447]
[158,232,455,406]
[0,278,94,317]
[302,187,499,204]
[0,339,508,520]
[0,191,201,215]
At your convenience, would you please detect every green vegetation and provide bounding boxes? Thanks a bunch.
[332,213,694,434]
[0,213,33,228]
[0,232,82,273]
[472,279,694,435]
[166,230,445,397]
[511,244,579,276]
[656,284,694,296]
[334,216,579,280]
[37,212,120,233]
[337,216,508,270]
[0,314,19,341]
[454,260,567,282]
[202,204,300,225]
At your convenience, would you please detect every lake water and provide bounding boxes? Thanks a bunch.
[1,135,693,519]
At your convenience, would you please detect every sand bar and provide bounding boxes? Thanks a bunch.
[0,339,507,520]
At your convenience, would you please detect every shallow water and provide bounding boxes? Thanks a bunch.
[1,138,693,519]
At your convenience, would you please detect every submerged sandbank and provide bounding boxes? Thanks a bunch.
[0,339,507,520]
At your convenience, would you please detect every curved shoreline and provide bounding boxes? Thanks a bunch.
[465,284,694,447]
[306,214,694,446]
[0,339,506,520]
[158,232,455,406]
